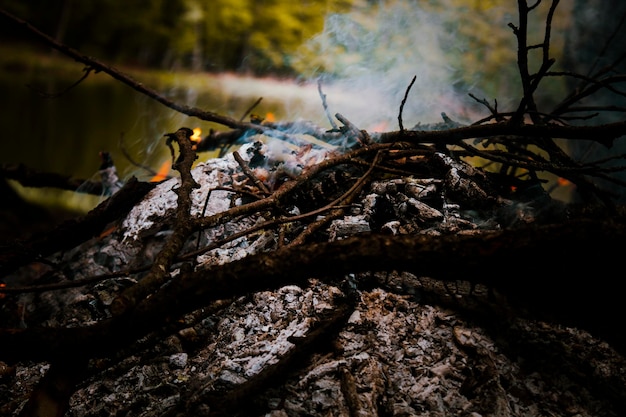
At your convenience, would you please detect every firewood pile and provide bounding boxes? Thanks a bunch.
[2,122,626,416]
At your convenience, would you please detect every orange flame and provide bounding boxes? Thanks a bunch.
[0,282,6,299]
[151,160,171,182]
[265,112,275,123]
[191,127,202,143]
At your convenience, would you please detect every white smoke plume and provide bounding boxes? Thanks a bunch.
[293,0,510,130]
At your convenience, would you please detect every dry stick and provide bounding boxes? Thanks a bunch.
[511,0,555,124]
[110,128,200,317]
[211,185,265,201]
[376,121,626,148]
[195,188,216,255]
[468,93,501,121]
[399,75,417,131]
[0,272,129,295]
[541,0,559,65]
[29,67,94,99]
[125,218,626,370]
[239,97,263,122]
[511,0,620,204]
[335,113,371,146]
[509,1,533,125]
[508,0,557,126]
[318,80,338,130]
[551,73,626,117]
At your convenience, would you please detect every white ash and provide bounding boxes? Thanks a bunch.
[121,149,246,241]
[169,353,188,369]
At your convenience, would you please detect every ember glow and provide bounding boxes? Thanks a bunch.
[149,128,201,182]
[557,177,571,187]
[150,160,171,183]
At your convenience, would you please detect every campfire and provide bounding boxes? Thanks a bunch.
[2,3,626,417]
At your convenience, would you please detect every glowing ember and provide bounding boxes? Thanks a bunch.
[368,120,388,132]
[151,160,171,182]
[557,177,571,187]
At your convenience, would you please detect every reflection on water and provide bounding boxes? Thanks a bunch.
[1,68,332,212]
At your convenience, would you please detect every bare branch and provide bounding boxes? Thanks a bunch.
[318,80,338,130]
[398,75,417,131]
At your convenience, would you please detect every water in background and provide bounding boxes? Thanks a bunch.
[1,65,335,212]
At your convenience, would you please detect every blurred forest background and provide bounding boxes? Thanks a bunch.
[0,0,572,90]
[0,0,625,217]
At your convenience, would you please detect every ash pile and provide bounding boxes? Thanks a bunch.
[1,128,625,417]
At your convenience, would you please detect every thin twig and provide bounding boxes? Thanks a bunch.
[399,75,417,131]
[318,80,338,130]
[239,97,263,122]
[28,67,94,98]
[468,93,500,120]
[110,128,200,317]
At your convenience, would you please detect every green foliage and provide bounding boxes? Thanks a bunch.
[0,0,354,74]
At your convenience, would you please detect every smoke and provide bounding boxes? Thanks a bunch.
[293,1,507,130]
